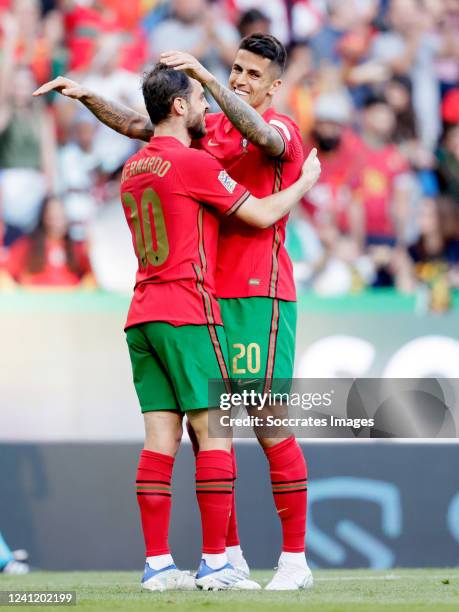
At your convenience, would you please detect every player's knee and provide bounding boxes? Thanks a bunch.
[186,411,232,452]
[144,413,183,456]
[144,429,182,456]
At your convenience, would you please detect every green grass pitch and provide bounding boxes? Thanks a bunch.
[1,568,458,611]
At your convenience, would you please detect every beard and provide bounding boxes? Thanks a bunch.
[186,112,207,140]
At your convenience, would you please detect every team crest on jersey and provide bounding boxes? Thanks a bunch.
[218,170,237,193]
[241,138,248,150]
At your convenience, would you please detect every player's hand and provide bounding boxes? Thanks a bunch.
[32,76,88,100]
[159,51,214,86]
[300,148,321,193]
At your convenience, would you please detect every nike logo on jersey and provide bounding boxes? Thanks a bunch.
[208,139,219,147]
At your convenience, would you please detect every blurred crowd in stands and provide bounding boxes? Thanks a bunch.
[0,0,458,303]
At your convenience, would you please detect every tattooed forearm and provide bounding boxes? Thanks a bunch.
[205,79,284,157]
[81,92,154,142]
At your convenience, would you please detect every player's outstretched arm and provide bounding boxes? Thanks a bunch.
[234,148,321,228]
[160,51,285,157]
[32,77,154,142]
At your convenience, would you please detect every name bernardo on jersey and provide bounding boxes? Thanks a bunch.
[120,157,235,195]
[121,155,171,183]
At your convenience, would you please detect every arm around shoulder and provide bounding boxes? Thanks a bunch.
[233,149,321,228]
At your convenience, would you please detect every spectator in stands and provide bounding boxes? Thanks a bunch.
[224,0,291,44]
[353,94,413,249]
[437,90,459,201]
[384,76,417,145]
[424,0,459,97]
[77,33,144,173]
[275,40,317,137]
[297,91,377,295]
[309,0,377,67]
[383,76,437,197]
[230,0,324,43]
[149,0,239,88]
[9,0,53,84]
[392,196,459,299]
[409,196,459,272]
[6,195,92,287]
[237,8,270,38]
[58,111,101,240]
[61,0,118,72]
[0,11,55,247]
[370,0,442,150]
[337,23,390,109]
[302,91,359,240]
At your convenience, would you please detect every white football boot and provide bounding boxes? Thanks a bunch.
[1,560,30,575]
[265,555,314,591]
[195,559,261,591]
[141,562,196,591]
[226,546,251,578]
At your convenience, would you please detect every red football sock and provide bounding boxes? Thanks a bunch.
[188,419,240,548]
[226,446,240,547]
[196,449,233,554]
[264,436,307,553]
[136,450,174,556]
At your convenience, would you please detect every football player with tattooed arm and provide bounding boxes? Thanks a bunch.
[34,34,318,591]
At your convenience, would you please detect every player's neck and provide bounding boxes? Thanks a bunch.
[253,97,273,116]
[154,120,191,147]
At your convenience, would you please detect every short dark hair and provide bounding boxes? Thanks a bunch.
[238,33,287,74]
[142,63,192,125]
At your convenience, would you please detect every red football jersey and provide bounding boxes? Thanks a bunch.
[351,142,410,237]
[194,107,304,301]
[120,136,250,328]
[302,130,363,232]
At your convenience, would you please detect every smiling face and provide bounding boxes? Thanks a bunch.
[228,49,282,112]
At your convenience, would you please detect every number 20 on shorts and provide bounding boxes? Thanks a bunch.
[232,343,261,374]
